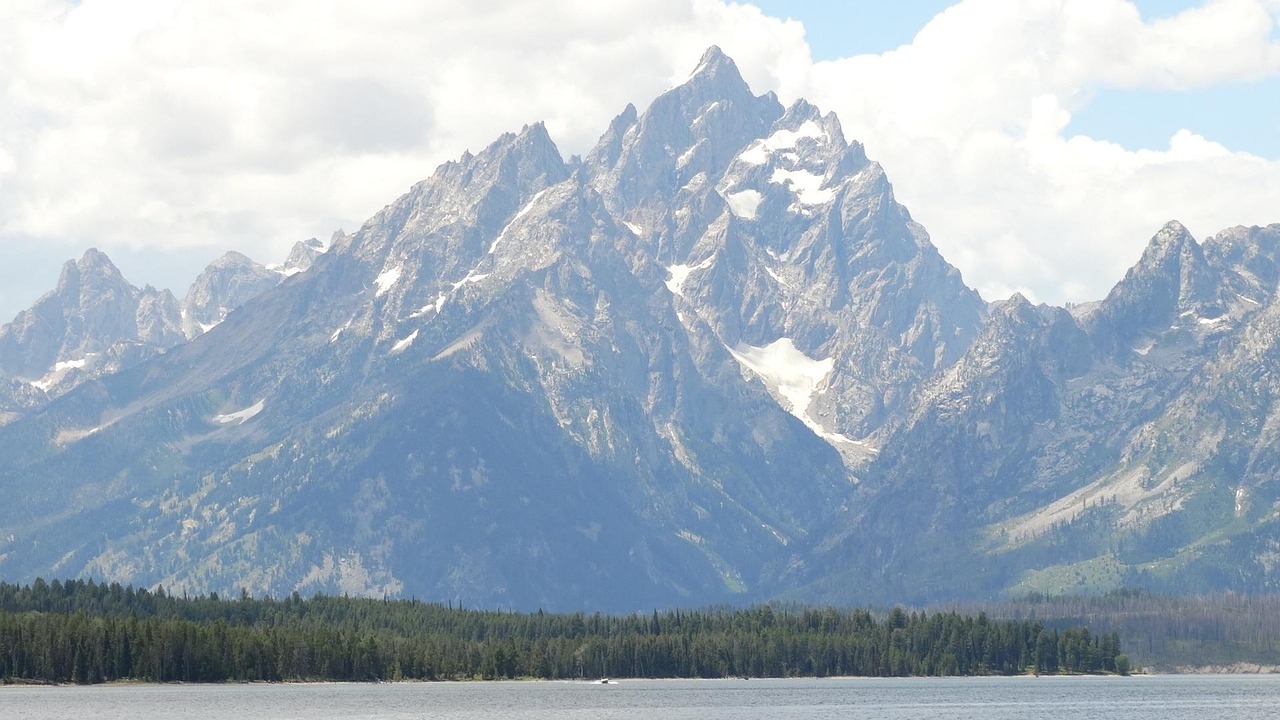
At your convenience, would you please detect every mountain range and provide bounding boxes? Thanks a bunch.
[0,48,1276,611]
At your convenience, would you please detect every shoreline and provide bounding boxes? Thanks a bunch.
[7,671,1225,688]
[1166,663,1280,674]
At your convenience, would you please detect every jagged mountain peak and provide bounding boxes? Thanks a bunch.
[1201,224,1280,304]
[716,99,862,221]
[55,248,129,295]
[275,237,330,277]
[1203,223,1280,255]
[1131,220,1206,280]
[182,250,280,339]
[494,121,562,161]
[0,247,184,387]
[327,229,352,255]
[583,103,639,173]
[694,44,731,68]
[684,45,750,94]
[998,291,1035,313]
[517,120,551,141]
[209,250,259,269]
[780,98,846,145]
[586,48,783,216]
[769,100,847,158]
[298,121,585,364]
[9,47,1280,612]
[1086,220,1225,348]
[961,294,1057,354]
[432,121,567,207]
[615,103,639,128]
[288,239,319,262]
[1152,218,1191,243]
[72,246,116,269]
[630,62,986,447]
[347,117,571,283]
[984,295,1083,355]
[414,121,567,201]
[506,122,568,191]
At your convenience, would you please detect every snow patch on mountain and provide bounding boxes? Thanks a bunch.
[30,356,96,391]
[452,273,490,292]
[770,168,835,208]
[737,120,825,166]
[391,329,419,354]
[727,339,846,444]
[408,270,491,320]
[677,140,704,168]
[268,236,328,276]
[489,188,550,253]
[213,399,265,425]
[267,261,309,277]
[722,189,762,219]
[764,266,790,287]
[692,101,720,127]
[414,292,449,316]
[330,317,353,343]
[374,266,403,297]
[666,255,716,297]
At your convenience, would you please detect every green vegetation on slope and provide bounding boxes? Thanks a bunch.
[952,589,1280,670]
[0,578,1121,683]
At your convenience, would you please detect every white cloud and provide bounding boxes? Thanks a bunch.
[1,0,1279,319]
[0,0,802,279]
[793,0,1280,304]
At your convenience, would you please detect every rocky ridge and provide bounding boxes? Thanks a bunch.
[0,48,1276,609]
[0,240,330,419]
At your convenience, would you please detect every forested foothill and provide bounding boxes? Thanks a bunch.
[0,579,1124,684]
[957,589,1280,671]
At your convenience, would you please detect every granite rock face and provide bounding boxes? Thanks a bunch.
[0,240,328,415]
[0,49,1277,609]
[181,251,284,339]
[804,221,1280,604]
[0,249,184,401]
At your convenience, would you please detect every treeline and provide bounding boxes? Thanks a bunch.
[953,589,1280,670]
[0,579,1123,683]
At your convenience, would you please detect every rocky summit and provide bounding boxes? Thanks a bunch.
[0,48,1276,611]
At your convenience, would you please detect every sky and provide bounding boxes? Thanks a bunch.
[1,0,1279,320]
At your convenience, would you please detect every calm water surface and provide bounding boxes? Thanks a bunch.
[3,675,1277,719]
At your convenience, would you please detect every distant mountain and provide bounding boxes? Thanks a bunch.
[799,221,1280,604]
[588,50,983,456]
[269,235,334,278]
[181,251,283,339]
[0,47,1277,610]
[0,249,184,402]
[0,239,330,417]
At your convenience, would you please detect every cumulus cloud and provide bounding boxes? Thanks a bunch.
[793,0,1280,303]
[1,0,1279,318]
[0,0,799,265]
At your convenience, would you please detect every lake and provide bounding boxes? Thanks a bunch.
[3,675,1277,719]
